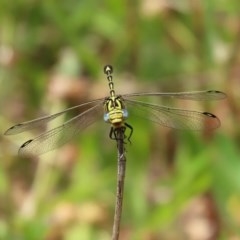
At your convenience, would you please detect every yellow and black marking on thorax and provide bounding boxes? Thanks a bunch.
[103,65,133,141]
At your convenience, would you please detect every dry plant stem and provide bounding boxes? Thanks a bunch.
[112,127,126,240]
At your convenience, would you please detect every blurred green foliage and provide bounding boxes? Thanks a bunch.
[0,0,239,239]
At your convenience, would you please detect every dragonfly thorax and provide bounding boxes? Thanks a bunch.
[103,96,128,126]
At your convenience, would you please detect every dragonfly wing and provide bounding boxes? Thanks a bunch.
[18,103,103,156]
[125,99,220,130]
[122,90,226,101]
[4,99,103,135]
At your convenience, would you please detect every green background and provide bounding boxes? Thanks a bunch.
[0,0,239,239]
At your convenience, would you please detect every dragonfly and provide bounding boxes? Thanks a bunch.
[4,65,226,156]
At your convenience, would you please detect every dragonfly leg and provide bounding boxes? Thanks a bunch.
[109,123,133,144]
[124,123,133,144]
[109,127,115,140]
[110,127,126,141]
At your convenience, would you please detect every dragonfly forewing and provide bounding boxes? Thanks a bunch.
[18,103,104,156]
[123,90,226,101]
[4,99,103,135]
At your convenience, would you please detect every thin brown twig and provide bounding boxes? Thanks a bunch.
[111,127,126,240]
